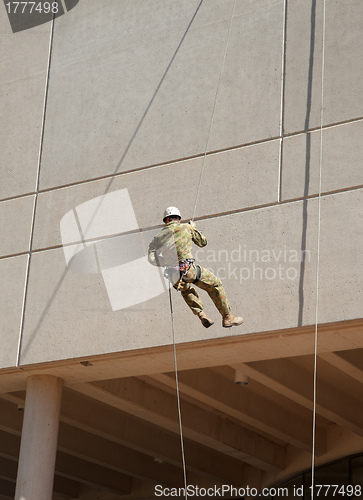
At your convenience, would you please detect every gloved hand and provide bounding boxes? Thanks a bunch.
[188,220,196,229]
[148,251,165,267]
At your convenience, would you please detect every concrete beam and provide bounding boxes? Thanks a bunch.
[150,369,326,455]
[0,455,80,498]
[0,399,130,495]
[0,429,21,461]
[55,453,131,495]
[232,358,363,437]
[0,389,245,485]
[71,379,284,473]
[0,404,186,490]
[319,350,363,384]
[0,407,211,491]
[0,479,15,499]
[61,389,248,482]
[0,456,17,482]
[1,319,363,394]
[57,421,206,488]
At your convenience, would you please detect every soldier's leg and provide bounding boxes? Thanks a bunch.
[182,265,242,326]
[194,267,231,317]
[195,266,243,326]
[174,281,203,315]
[176,281,214,328]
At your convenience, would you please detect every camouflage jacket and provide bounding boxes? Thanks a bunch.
[148,221,207,266]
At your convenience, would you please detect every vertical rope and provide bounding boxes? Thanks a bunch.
[168,285,188,499]
[192,0,237,221]
[311,0,326,496]
[168,3,238,495]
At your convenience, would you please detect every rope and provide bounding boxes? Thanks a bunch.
[192,0,237,221]
[167,3,238,494]
[311,0,326,496]
[168,285,188,498]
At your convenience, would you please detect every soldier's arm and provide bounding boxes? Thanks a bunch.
[188,221,207,248]
[148,239,164,266]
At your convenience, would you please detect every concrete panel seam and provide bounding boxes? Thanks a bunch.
[284,115,363,138]
[2,113,362,204]
[16,15,56,368]
[73,207,102,274]
[192,0,237,220]
[33,136,282,196]
[30,113,363,195]
[3,184,360,259]
[0,191,41,204]
[0,184,361,261]
[281,184,363,204]
[278,0,288,203]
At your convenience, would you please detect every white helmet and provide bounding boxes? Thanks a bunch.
[163,206,181,222]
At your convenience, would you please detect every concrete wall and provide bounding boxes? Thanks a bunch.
[1,0,362,367]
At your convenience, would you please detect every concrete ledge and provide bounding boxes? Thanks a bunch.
[0,317,362,392]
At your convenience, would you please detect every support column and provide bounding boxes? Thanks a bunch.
[15,375,63,500]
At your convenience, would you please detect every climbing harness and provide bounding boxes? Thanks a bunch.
[164,258,193,282]
[180,260,201,284]
[164,259,201,289]
[179,259,194,276]
[192,265,201,284]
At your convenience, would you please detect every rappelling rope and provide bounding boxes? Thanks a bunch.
[167,2,237,497]
[192,0,237,221]
[168,285,188,497]
[311,0,326,497]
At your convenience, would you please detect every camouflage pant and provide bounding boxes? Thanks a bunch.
[174,264,230,317]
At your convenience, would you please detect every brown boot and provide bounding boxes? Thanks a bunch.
[222,313,243,328]
[198,311,214,328]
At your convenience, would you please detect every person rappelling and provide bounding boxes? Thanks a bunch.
[148,207,243,329]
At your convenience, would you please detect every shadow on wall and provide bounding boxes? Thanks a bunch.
[298,0,317,327]
[4,0,80,33]
[60,189,176,311]
[17,1,204,363]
